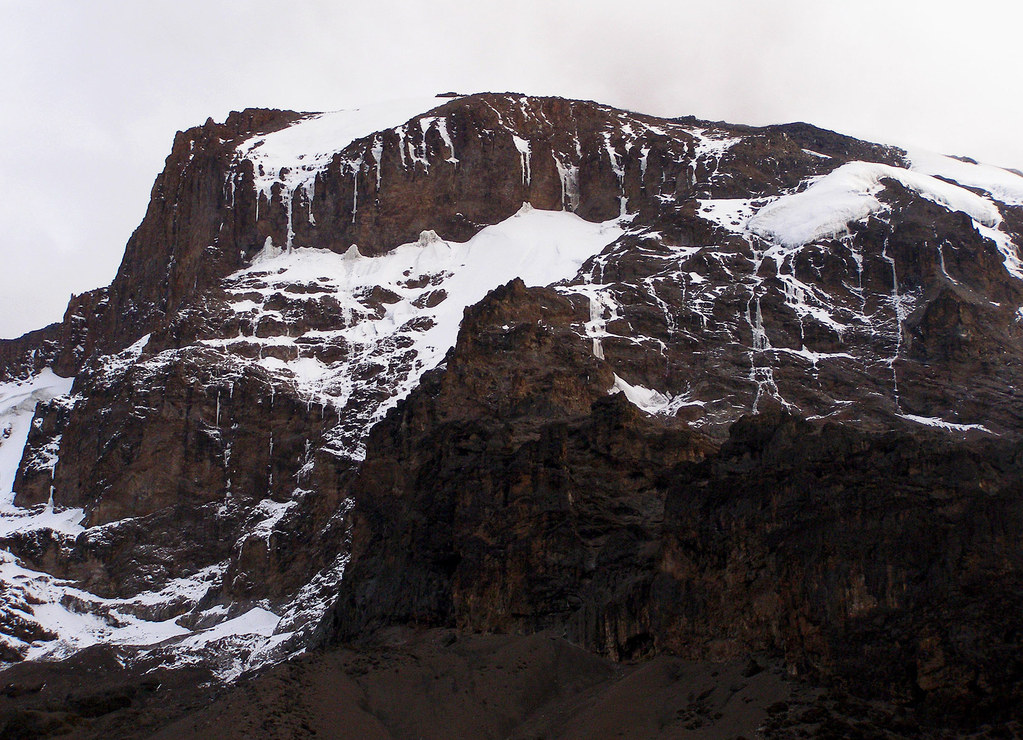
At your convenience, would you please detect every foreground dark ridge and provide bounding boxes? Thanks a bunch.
[0,93,1022,736]
[0,630,965,739]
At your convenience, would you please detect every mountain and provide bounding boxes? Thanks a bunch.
[1,92,1022,737]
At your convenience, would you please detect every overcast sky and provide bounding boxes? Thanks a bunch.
[2,0,1022,338]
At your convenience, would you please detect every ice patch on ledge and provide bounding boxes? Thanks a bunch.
[176,607,280,650]
[612,374,671,413]
[0,548,287,680]
[697,198,760,233]
[0,500,85,538]
[690,128,741,159]
[611,374,705,416]
[0,553,213,662]
[748,161,1003,248]
[898,413,992,434]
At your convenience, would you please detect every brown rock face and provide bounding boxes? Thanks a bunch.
[0,324,61,381]
[654,413,1023,726]
[326,289,1023,726]
[326,279,712,649]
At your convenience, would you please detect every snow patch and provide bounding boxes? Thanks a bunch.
[690,128,741,160]
[611,374,705,416]
[698,198,759,233]
[749,161,1003,248]
[0,369,75,512]
[177,607,280,649]
[909,149,1023,207]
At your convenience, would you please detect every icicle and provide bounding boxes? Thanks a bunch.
[882,234,904,410]
[224,438,232,495]
[752,296,769,351]
[268,432,274,488]
[408,121,431,171]
[215,389,221,427]
[352,163,359,223]
[744,286,771,353]
[285,188,296,250]
[371,135,384,190]
[305,181,316,226]
[438,118,458,163]
[512,135,531,186]
[603,132,626,216]
[554,155,580,212]
[396,126,407,170]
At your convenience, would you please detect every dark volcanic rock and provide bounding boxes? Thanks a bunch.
[653,412,1023,726]
[325,278,708,652]
[329,369,1023,727]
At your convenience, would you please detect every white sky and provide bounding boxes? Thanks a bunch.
[2,0,1022,338]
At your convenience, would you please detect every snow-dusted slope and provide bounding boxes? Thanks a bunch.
[564,145,1023,433]
[0,371,283,675]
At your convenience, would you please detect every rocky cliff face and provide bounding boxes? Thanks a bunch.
[2,92,1023,735]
